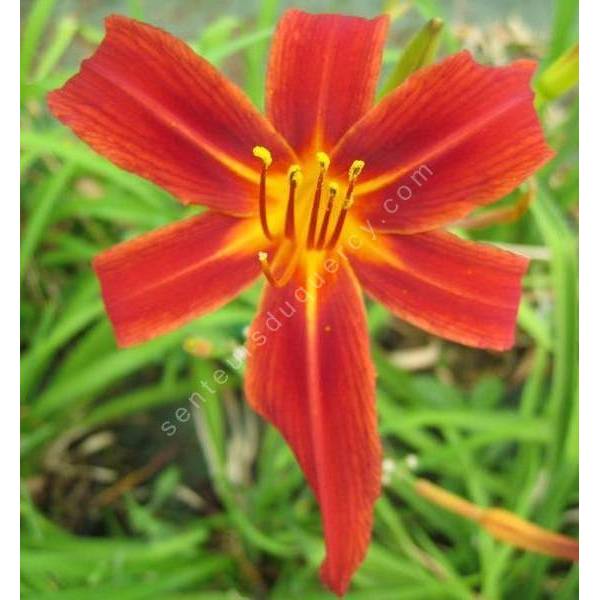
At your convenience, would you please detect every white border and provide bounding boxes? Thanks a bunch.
[10,0,21,596]
[13,1,586,598]
[580,0,593,598]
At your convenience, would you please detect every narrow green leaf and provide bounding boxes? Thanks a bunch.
[20,0,57,81]
[530,190,578,467]
[21,278,103,400]
[21,162,76,280]
[548,0,579,62]
[194,15,240,64]
[245,0,280,108]
[32,16,78,81]
[205,27,274,66]
[536,43,579,105]
[518,299,553,350]
[29,330,187,419]
[380,18,443,97]
[22,130,165,208]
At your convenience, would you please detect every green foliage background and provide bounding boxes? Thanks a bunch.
[21,0,578,598]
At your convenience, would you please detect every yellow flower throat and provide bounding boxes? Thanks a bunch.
[252,145,365,287]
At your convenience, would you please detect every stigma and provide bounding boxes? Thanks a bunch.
[252,147,365,286]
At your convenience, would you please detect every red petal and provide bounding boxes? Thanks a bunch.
[245,258,380,595]
[349,230,529,350]
[331,52,554,233]
[266,9,389,156]
[48,15,296,216]
[94,212,265,346]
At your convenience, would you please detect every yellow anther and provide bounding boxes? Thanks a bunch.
[254,147,273,240]
[328,182,339,200]
[253,145,272,168]
[258,251,269,263]
[287,164,302,183]
[349,159,365,179]
[316,151,331,172]
[343,161,364,206]
[325,166,362,250]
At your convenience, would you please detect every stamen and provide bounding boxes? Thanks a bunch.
[325,200,350,250]
[345,159,365,201]
[316,151,331,172]
[306,151,330,249]
[253,146,273,240]
[326,160,365,250]
[284,164,302,240]
[258,252,278,287]
[252,146,272,167]
[316,183,339,250]
[349,159,365,179]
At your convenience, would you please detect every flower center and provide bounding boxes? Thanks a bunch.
[252,146,365,287]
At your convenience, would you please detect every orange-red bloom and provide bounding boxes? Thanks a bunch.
[48,10,553,595]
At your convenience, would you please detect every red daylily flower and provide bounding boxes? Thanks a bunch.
[48,10,553,596]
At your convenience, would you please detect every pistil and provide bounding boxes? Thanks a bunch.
[258,246,300,288]
[258,251,278,286]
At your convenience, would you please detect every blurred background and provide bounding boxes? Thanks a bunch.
[21,0,578,598]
